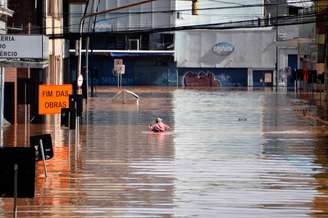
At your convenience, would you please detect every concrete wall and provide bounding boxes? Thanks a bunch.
[175,28,276,69]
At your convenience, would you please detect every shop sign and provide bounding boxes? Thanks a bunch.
[212,42,235,56]
[0,35,48,59]
[114,59,123,71]
[116,64,125,74]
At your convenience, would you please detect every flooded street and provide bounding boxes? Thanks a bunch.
[1,87,328,217]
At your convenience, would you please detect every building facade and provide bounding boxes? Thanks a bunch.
[66,0,176,89]
[175,28,275,87]
[3,0,64,125]
[66,0,315,88]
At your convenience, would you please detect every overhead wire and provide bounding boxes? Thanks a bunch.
[19,0,324,35]
[206,0,246,6]
[34,0,319,16]
[45,11,320,39]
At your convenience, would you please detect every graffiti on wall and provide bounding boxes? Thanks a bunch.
[179,68,248,87]
[183,71,220,87]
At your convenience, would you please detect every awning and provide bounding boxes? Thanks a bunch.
[110,50,174,57]
[276,37,315,47]
[0,59,48,68]
[287,0,313,7]
[69,49,175,57]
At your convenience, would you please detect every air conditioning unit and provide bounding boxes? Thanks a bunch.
[128,39,140,50]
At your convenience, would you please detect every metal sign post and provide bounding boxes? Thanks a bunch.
[68,112,71,168]
[39,139,48,178]
[115,64,125,89]
[117,73,119,88]
[75,101,79,161]
[13,164,18,218]
[24,82,28,146]
[76,76,83,145]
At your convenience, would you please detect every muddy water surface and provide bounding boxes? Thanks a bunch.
[1,87,328,218]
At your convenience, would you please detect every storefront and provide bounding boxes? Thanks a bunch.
[69,50,176,87]
[175,29,277,87]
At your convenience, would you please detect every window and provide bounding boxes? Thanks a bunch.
[288,6,299,16]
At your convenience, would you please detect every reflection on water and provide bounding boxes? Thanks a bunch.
[0,87,328,217]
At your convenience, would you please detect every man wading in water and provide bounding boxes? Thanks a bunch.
[149,118,170,132]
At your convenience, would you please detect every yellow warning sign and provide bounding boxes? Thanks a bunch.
[39,84,72,115]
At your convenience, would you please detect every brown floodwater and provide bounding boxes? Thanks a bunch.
[1,87,328,218]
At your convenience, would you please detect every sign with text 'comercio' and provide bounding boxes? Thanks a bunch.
[39,85,72,115]
[0,35,48,59]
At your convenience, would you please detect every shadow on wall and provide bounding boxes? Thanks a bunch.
[183,72,220,87]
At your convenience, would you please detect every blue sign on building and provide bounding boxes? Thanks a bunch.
[212,42,235,56]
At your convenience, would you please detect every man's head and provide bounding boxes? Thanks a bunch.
[155,117,162,123]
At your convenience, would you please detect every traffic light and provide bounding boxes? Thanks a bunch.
[192,0,199,15]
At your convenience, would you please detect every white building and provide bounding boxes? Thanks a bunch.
[175,28,276,87]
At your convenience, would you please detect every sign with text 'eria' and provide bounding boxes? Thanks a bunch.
[39,84,72,115]
[0,35,48,59]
